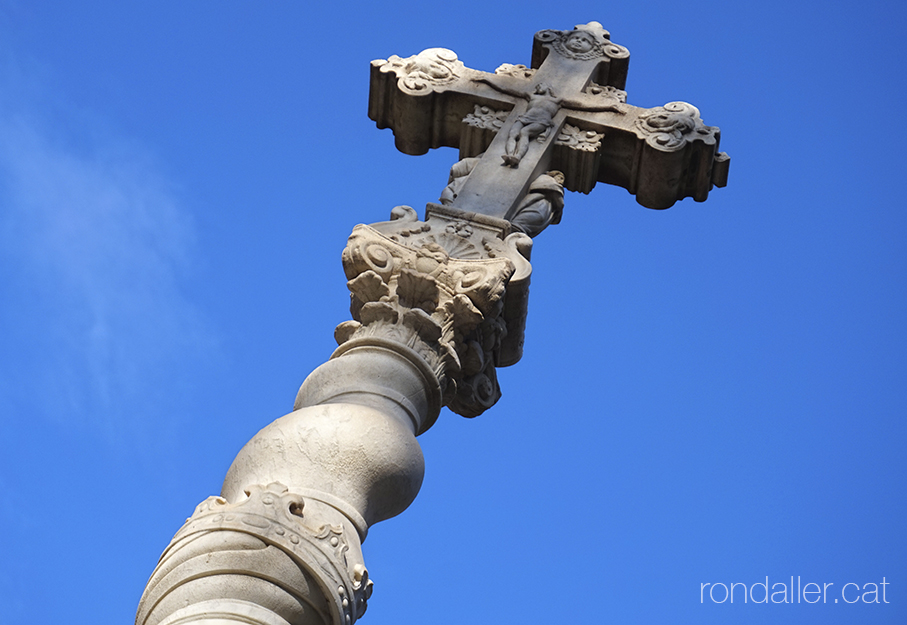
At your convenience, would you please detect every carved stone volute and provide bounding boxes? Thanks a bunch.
[334,205,532,419]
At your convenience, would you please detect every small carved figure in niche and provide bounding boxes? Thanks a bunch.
[509,170,565,238]
[475,77,625,168]
[439,156,481,205]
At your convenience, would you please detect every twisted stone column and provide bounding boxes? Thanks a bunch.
[136,205,532,625]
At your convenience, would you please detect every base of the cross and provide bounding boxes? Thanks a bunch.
[425,201,512,239]
[135,206,533,625]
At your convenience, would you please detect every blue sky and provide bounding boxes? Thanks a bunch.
[0,2,905,624]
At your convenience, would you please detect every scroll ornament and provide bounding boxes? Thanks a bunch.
[371,48,464,94]
[636,101,719,151]
[335,206,532,418]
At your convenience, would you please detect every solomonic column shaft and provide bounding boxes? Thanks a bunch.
[136,206,532,625]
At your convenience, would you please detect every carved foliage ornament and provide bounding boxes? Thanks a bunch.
[463,105,510,132]
[336,206,531,418]
[373,48,464,94]
[557,124,603,152]
[587,82,627,102]
[636,101,719,151]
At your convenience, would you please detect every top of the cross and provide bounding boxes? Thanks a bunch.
[529,22,630,89]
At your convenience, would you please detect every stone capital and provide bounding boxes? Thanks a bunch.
[335,205,532,418]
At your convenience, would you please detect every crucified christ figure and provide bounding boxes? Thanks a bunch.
[475,77,626,168]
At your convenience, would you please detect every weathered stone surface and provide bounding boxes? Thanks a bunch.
[369,21,729,215]
[137,483,371,625]
[336,205,532,418]
[135,203,532,625]
[137,22,729,625]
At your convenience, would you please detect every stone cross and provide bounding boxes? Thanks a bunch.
[136,23,729,625]
[370,21,729,232]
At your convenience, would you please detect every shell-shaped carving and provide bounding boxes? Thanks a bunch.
[396,269,439,313]
[348,270,390,303]
[422,232,483,259]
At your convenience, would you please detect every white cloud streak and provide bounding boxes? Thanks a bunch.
[0,64,213,447]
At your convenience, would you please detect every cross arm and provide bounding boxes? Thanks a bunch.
[368,48,526,156]
[369,25,730,212]
[560,100,729,208]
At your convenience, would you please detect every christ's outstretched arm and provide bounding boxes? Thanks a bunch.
[472,75,529,100]
[561,97,626,114]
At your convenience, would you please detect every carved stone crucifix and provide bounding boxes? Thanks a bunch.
[136,23,729,625]
[370,21,729,226]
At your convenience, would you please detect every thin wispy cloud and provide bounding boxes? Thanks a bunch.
[0,58,214,448]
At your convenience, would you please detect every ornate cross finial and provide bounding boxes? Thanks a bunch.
[370,23,729,225]
[355,24,730,417]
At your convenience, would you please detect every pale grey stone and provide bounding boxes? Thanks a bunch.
[369,21,729,217]
[136,22,729,625]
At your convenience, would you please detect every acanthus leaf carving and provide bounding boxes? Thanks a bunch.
[336,207,532,417]
[347,270,390,304]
